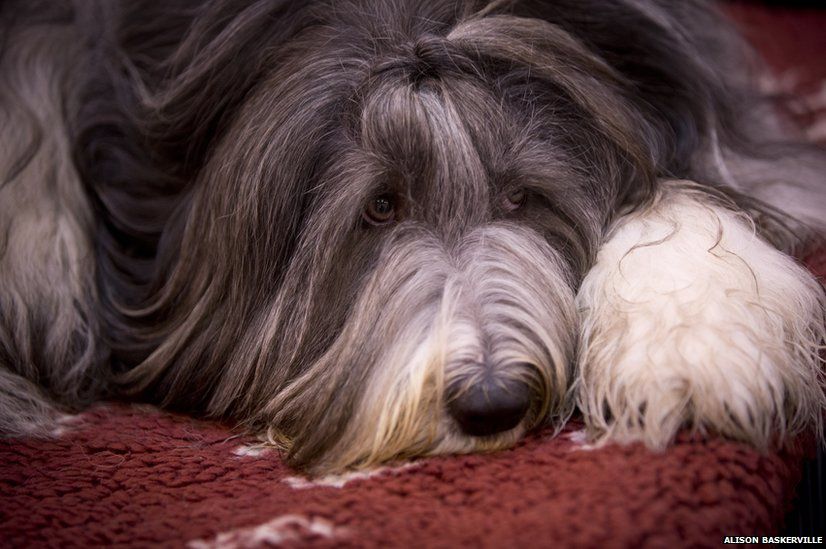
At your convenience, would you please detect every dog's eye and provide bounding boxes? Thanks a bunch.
[503,188,526,211]
[363,194,396,225]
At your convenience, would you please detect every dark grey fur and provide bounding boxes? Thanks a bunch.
[1,0,823,472]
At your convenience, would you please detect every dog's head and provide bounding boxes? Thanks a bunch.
[99,0,744,472]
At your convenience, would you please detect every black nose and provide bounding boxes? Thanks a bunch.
[448,377,531,437]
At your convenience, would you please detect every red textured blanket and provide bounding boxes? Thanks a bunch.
[0,406,815,547]
[1,4,825,548]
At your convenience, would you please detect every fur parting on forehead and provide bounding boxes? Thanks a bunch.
[358,79,493,224]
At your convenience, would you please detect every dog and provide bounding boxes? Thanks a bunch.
[1,0,824,474]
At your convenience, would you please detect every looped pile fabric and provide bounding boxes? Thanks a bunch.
[1,3,825,547]
[0,406,814,547]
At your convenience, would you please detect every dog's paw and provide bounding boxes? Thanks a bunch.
[576,182,825,449]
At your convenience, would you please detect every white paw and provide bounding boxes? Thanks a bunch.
[577,182,825,449]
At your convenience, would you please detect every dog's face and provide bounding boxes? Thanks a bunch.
[105,0,726,472]
[3,0,820,474]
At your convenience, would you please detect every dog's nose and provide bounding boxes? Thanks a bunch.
[448,377,531,437]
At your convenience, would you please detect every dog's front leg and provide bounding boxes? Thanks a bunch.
[576,180,825,449]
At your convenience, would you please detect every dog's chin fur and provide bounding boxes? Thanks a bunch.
[1,0,824,474]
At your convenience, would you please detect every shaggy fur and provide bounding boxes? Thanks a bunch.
[0,0,824,473]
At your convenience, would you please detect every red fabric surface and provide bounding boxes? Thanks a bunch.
[0,406,813,547]
[1,4,824,548]
[726,2,826,139]
[726,2,826,84]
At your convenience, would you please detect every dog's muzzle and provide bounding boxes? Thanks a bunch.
[311,224,576,469]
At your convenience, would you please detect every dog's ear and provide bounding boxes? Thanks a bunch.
[505,0,752,175]
[143,0,312,177]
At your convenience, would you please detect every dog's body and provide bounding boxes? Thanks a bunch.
[1,0,824,473]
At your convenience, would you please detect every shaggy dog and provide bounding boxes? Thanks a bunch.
[1,0,824,473]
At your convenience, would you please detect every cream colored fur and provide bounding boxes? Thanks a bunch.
[577,181,825,449]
